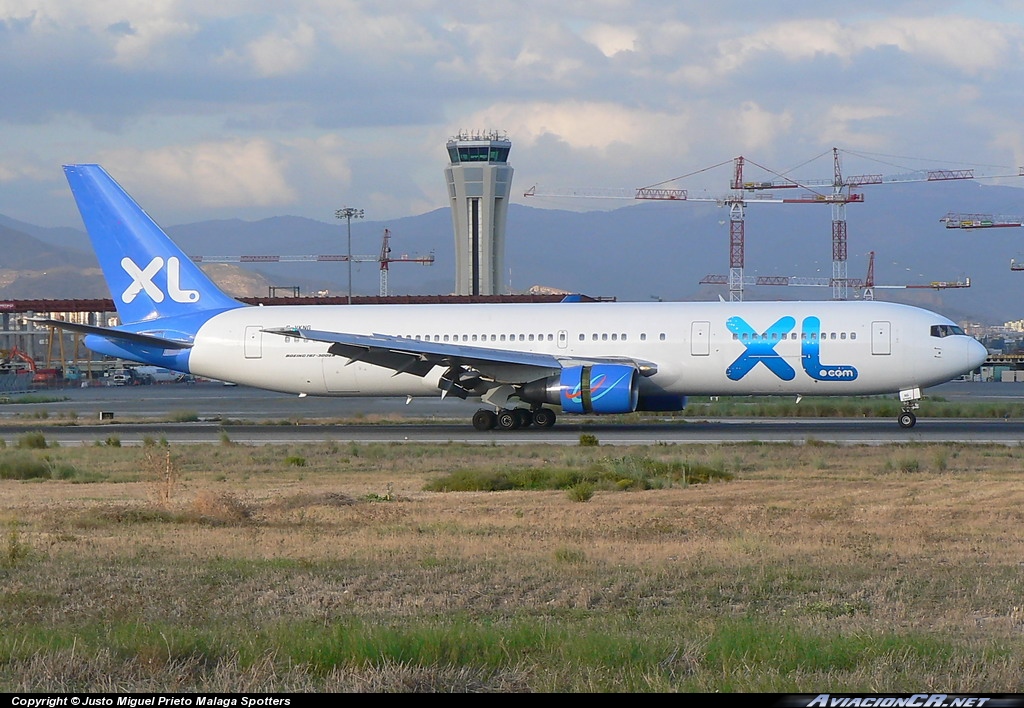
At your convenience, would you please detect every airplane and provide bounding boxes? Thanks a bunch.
[33,164,987,431]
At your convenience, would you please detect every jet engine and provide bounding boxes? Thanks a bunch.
[521,364,640,414]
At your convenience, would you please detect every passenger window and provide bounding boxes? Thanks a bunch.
[659,333,666,341]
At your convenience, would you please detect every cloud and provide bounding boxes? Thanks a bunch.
[97,139,297,210]
[219,21,317,77]
[580,23,637,57]
[1,2,1022,227]
[476,101,691,153]
[698,14,1023,81]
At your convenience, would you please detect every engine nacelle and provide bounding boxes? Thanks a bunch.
[520,364,640,414]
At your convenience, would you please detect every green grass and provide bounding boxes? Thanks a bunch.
[0,613,1010,692]
[424,455,733,492]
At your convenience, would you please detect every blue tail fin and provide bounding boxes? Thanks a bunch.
[64,164,243,324]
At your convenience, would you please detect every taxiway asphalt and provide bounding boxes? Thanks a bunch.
[1,380,1022,446]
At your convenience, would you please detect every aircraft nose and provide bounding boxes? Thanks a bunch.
[967,338,988,371]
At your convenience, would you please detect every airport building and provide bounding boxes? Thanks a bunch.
[444,131,513,296]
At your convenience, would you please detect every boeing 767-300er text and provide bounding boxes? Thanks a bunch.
[35,164,988,430]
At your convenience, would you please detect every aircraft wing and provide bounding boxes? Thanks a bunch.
[263,327,657,380]
[27,317,194,350]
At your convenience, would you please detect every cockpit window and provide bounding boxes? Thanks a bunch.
[930,324,965,338]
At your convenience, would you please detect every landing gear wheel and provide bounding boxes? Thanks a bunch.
[898,411,917,429]
[472,409,497,431]
[515,409,532,427]
[497,409,521,430]
[532,408,556,428]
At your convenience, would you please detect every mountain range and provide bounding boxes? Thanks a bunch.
[1,179,1022,325]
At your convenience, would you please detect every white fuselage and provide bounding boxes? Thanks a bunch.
[183,300,984,401]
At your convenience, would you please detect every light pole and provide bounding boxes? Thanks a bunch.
[335,207,364,304]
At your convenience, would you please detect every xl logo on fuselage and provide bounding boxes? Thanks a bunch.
[726,315,858,382]
[120,256,199,304]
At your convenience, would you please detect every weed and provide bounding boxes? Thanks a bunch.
[0,454,50,480]
[553,547,587,564]
[579,433,599,447]
[567,482,595,502]
[16,431,48,449]
[3,521,32,567]
[191,491,253,525]
[145,447,179,508]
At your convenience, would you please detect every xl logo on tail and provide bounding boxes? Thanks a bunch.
[120,256,199,304]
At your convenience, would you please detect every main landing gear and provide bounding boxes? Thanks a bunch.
[472,408,557,431]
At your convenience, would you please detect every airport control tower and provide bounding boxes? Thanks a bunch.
[444,130,513,295]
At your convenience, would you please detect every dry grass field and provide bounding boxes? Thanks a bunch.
[2,434,1024,692]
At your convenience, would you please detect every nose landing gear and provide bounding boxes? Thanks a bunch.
[897,387,921,429]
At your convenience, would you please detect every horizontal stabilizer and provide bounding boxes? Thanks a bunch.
[28,317,194,350]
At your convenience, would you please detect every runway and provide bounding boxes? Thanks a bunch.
[2,379,1022,446]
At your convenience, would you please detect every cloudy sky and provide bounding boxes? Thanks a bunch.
[2,1,1023,228]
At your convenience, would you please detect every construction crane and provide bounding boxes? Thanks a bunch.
[736,148,1018,299]
[698,249,970,299]
[377,228,435,296]
[191,229,434,297]
[734,149,863,300]
[526,157,787,302]
[527,149,1019,301]
[861,250,970,296]
[939,212,1024,270]
[940,212,1023,229]
[527,153,860,301]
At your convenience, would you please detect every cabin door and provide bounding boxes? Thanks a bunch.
[871,321,891,356]
[244,326,263,359]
